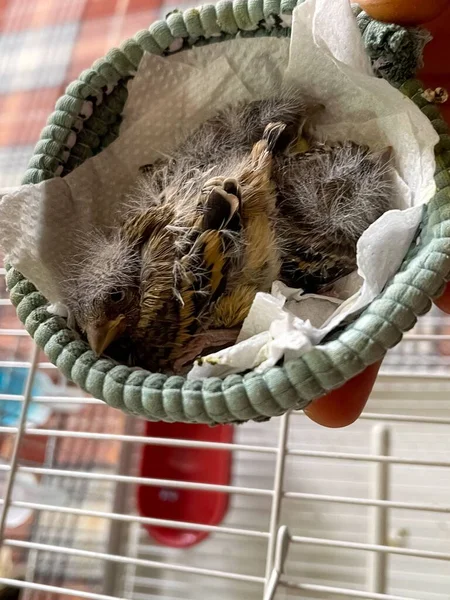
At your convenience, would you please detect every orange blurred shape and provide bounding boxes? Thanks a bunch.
[358,0,450,25]
[434,281,450,315]
[304,360,382,428]
[0,432,49,465]
[436,283,450,355]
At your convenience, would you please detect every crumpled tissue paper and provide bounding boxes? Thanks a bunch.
[0,0,438,379]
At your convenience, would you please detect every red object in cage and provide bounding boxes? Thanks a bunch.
[137,421,234,547]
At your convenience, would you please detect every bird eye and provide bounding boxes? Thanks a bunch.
[110,289,126,303]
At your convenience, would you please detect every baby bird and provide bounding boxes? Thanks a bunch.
[273,141,394,292]
[63,90,394,373]
[62,92,312,369]
[62,119,294,371]
[63,227,142,357]
[120,121,288,372]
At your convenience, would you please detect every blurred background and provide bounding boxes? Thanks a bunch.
[0,1,449,599]
[0,0,178,188]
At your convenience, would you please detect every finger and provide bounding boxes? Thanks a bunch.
[357,0,450,25]
[303,360,383,428]
[433,281,450,314]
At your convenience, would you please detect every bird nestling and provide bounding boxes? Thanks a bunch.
[62,89,394,373]
[114,120,289,372]
[273,141,394,292]
[62,91,312,369]
[63,227,142,356]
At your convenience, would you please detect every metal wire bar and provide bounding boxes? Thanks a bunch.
[1,462,448,512]
[0,343,39,541]
[286,450,450,468]
[294,410,450,425]
[283,492,450,513]
[3,539,266,584]
[0,361,56,369]
[0,427,447,467]
[279,581,425,600]
[0,330,28,336]
[289,535,450,561]
[378,372,450,380]
[358,413,450,425]
[263,526,290,600]
[0,395,101,404]
[0,500,268,538]
[0,427,279,454]
[1,465,448,515]
[265,412,290,583]
[131,592,183,600]
[0,465,274,496]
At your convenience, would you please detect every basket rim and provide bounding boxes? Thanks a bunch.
[6,0,450,424]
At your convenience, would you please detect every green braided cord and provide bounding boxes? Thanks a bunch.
[352,5,431,87]
[7,1,450,424]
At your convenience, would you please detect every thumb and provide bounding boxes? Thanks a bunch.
[304,281,450,428]
[434,281,450,314]
[304,360,383,428]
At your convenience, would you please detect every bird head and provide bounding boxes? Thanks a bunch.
[63,229,142,356]
[82,294,132,357]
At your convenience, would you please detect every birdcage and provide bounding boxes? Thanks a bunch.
[1,0,450,598]
[0,269,449,600]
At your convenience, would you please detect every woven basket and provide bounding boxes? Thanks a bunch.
[6,1,450,424]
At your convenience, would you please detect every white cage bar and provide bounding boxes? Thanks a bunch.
[0,241,449,600]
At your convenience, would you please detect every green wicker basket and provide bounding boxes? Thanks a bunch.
[6,1,450,424]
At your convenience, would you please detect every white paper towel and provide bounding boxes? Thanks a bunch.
[0,38,291,304]
[188,207,424,378]
[187,0,439,378]
[0,0,438,379]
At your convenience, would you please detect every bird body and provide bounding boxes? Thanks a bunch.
[124,122,287,372]
[273,141,394,291]
[62,90,394,373]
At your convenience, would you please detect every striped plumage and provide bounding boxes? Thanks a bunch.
[63,90,394,373]
[125,122,286,372]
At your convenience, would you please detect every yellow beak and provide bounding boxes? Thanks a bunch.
[86,316,125,356]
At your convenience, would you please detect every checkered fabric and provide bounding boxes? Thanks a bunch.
[0,0,194,188]
[0,0,194,349]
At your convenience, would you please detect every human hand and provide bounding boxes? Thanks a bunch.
[357,0,450,25]
[304,283,450,427]
[305,0,450,427]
